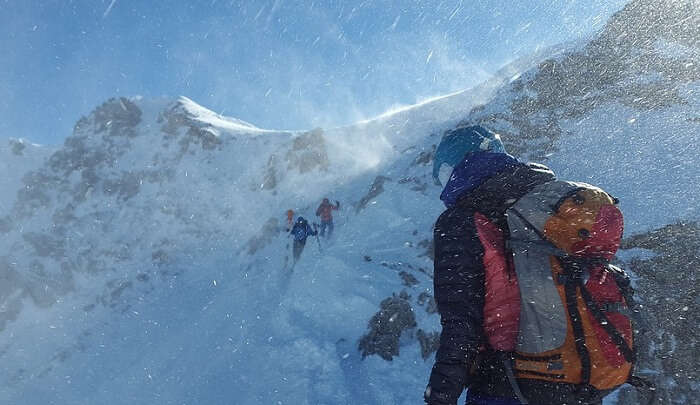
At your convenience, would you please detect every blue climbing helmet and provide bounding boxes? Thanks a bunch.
[432,125,506,186]
[296,216,306,224]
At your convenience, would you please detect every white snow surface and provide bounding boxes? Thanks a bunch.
[0,96,446,405]
[176,96,273,134]
[0,46,698,405]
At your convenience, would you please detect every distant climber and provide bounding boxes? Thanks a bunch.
[285,209,295,231]
[289,216,317,263]
[315,198,340,238]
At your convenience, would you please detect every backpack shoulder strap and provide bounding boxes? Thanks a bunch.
[607,264,636,310]
[578,281,636,363]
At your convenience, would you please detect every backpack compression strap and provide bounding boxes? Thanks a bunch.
[578,282,635,363]
[560,262,593,386]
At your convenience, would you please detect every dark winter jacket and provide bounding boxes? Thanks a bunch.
[426,152,555,405]
[290,221,316,242]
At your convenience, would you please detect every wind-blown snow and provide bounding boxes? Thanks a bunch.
[176,96,273,134]
[0,94,444,404]
[0,8,698,403]
[550,82,700,234]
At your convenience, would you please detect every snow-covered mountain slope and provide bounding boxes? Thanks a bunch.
[0,0,697,404]
[462,0,700,235]
[0,92,446,404]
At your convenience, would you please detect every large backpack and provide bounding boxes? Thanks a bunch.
[292,221,309,241]
[475,180,643,404]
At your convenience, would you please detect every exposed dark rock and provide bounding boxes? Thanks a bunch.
[16,171,61,217]
[50,135,110,175]
[151,249,169,265]
[398,176,429,193]
[108,280,133,305]
[462,0,700,161]
[91,97,142,136]
[417,292,438,314]
[102,171,142,201]
[256,128,329,191]
[158,105,188,137]
[358,292,417,361]
[261,154,278,190]
[399,271,419,287]
[616,221,700,405]
[22,232,65,258]
[355,175,391,213]
[23,261,75,308]
[410,182,427,193]
[413,145,436,166]
[10,138,26,155]
[51,204,77,226]
[416,329,440,359]
[158,100,223,154]
[178,127,222,153]
[0,257,23,330]
[52,98,142,180]
[245,217,282,255]
[285,128,329,173]
[600,0,699,51]
[379,261,405,271]
[417,238,434,261]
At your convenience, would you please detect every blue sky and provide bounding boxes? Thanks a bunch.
[1,0,627,145]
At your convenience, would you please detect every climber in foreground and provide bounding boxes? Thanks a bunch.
[315,197,340,238]
[424,125,643,405]
[289,216,317,264]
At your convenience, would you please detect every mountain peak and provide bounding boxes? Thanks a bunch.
[173,96,268,134]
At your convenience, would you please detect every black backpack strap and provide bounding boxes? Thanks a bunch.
[606,265,658,404]
[585,265,658,404]
[563,277,592,385]
[607,264,636,310]
[560,258,638,386]
[578,283,636,363]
